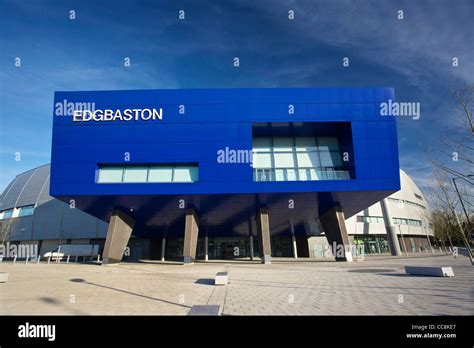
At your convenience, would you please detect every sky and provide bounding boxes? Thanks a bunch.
[0,0,473,196]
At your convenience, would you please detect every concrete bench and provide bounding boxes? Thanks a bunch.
[404,265,454,277]
[0,272,9,283]
[215,271,228,285]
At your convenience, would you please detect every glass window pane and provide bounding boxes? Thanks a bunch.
[286,169,297,181]
[319,168,337,180]
[274,152,294,168]
[317,137,340,151]
[273,137,293,152]
[253,152,272,168]
[330,152,343,166]
[275,169,285,181]
[18,206,35,217]
[188,167,199,182]
[319,151,333,167]
[173,167,198,182]
[252,138,272,152]
[2,209,13,219]
[319,151,343,167]
[298,168,309,181]
[98,168,123,183]
[295,137,316,151]
[256,168,272,181]
[123,167,148,183]
[296,152,319,168]
[307,168,316,180]
[148,167,173,182]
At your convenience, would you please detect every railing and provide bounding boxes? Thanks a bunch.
[253,167,351,182]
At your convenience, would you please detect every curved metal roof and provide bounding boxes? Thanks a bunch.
[0,164,50,210]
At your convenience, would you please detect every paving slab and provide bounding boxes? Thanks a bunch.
[0,254,472,315]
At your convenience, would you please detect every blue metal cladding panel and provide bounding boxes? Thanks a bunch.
[50,88,400,234]
[51,88,399,194]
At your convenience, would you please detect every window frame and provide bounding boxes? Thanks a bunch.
[97,164,199,184]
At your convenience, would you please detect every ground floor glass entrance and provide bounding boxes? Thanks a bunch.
[353,235,389,254]
[161,235,295,260]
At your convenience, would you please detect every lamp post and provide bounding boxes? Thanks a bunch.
[452,175,474,232]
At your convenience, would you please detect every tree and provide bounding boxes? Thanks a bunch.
[0,217,17,257]
[428,85,474,182]
[426,86,473,264]
[428,170,472,263]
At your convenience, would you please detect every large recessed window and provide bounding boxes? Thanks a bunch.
[252,135,350,182]
[97,164,198,183]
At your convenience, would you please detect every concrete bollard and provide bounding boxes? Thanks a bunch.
[215,272,228,285]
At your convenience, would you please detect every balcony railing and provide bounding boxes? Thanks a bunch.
[253,167,350,182]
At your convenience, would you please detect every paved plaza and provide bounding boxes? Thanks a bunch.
[0,254,472,315]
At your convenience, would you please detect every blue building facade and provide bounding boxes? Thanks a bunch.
[50,88,400,263]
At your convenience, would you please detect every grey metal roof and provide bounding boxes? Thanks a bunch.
[0,166,40,209]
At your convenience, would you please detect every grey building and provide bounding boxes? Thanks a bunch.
[0,164,107,255]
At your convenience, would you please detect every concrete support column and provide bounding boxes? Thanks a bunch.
[102,210,135,265]
[183,209,199,264]
[380,199,402,256]
[319,205,352,262]
[248,217,255,261]
[204,236,209,261]
[249,235,254,260]
[256,208,271,264]
[290,219,298,259]
[161,237,166,261]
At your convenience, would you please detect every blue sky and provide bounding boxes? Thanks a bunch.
[0,0,473,193]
